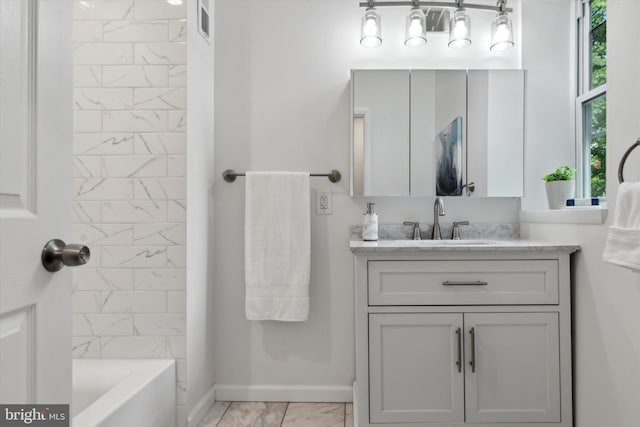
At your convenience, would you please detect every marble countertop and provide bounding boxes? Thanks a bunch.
[350,239,581,253]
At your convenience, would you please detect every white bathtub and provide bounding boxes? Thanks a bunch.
[72,359,176,427]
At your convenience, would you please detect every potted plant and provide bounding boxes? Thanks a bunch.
[542,166,575,209]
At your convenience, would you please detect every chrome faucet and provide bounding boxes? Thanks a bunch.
[403,221,422,240]
[431,197,446,240]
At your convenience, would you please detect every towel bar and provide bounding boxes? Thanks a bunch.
[618,138,640,183]
[223,169,341,183]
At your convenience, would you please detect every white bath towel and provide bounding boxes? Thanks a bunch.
[245,172,311,321]
[603,182,640,272]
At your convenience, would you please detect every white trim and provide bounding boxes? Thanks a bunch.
[576,83,607,104]
[520,207,608,224]
[575,95,586,197]
[214,384,353,403]
[574,0,607,199]
[187,384,216,427]
[353,107,371,196]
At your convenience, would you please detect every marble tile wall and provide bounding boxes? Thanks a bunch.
[71,1,187,425]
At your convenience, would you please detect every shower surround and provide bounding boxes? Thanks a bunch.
[71,1,187,425]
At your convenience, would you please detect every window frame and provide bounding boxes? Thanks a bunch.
[575,0,607,198]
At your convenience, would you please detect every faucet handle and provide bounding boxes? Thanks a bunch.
[403,221,422,240]
[451,221,470,240]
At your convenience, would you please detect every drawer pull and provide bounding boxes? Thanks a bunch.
[469,327,476,373]
[442,281,488,286]
[455,327,462,373]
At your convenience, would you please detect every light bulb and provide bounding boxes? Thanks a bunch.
[496,23,509,39]
[166,0,183,5]
[360,8,382,48]
[364,18,378,36]
[409,17,422,36]
[453,21,467,38]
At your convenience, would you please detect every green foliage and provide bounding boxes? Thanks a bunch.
[591,133,606,196]
[589,0,607,197]
[542,166,575,182]
[591,0,607,88]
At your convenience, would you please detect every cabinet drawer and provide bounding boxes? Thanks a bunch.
[368,260,559,305]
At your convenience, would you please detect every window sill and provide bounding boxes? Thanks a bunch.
[520,207,608,225]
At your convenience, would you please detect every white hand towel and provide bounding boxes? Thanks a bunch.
[245,172,311,321]
[603,182,640,272]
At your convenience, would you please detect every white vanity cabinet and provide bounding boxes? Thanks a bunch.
[351,242,578,427]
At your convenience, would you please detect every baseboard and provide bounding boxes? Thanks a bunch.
[214,384,353,403]
[187,384,216,427]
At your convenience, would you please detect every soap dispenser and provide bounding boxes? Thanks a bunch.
[363,202,378,241]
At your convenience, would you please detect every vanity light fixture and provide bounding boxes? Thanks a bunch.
[490,1,514,51]
[359,0,513,51]
[448,5,471,48]
[405,6,428,47]
[361,2,383,47]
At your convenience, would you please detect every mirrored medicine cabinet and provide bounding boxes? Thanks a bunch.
[350,69,525,198]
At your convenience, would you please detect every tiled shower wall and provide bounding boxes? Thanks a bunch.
[71,0,187,424]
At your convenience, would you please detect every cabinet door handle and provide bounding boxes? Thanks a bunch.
[442,281,488,286]
[469,327,476,373]
[455,327,462,373]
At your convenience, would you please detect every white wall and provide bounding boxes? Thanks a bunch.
[522,1,640,426]
[186,0,216,424]
[520,0,574,209]
[214,0,523,399]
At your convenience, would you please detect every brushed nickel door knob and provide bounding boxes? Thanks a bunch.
[41,239,90,272]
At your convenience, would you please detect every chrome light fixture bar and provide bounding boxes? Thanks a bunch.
[358,0,512,13]
[359,0,514,50]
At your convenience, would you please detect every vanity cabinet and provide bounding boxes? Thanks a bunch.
[351,243,577,427]
[369,312,560,424]
[369,313,464,424]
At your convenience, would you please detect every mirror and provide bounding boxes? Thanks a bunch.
[351,70,409,196]
[411,70,467,197]
[467,70,524,197]
[350,69,525,197]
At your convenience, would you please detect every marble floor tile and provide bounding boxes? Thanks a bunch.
[216,401,287,427]
[198,401,230,427]
[345,403,353,427]
[280,402,345,427]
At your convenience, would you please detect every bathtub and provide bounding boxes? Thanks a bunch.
[72,359,176,427]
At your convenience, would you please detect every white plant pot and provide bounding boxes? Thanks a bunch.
[545,180,575,210]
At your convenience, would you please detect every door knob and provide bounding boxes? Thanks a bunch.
[41,239,91,272]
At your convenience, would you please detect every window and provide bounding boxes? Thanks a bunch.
[577,0,607,198]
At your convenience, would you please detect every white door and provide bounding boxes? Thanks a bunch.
[0,0,73,404]
[464,312,561,423]
[369,313,464,424]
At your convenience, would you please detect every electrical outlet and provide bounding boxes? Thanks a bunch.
[315,190,332,215]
